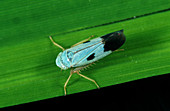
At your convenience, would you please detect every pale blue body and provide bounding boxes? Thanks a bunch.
[56,37,112,70]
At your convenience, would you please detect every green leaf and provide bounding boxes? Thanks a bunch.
[0,0,170,108]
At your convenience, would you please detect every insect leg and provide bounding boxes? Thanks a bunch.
[73,62,96,73]
[71,35,94,47]
[64,69,73,95]
[114,49,124,52]
[73,65,89,72]
[49,36,65,51]
[76,71,100,89]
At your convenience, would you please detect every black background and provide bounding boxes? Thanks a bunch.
[2,73,170,111]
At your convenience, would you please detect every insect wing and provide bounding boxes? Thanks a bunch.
[68,30,125,67]
[73,43,112,67]
[67,37,101,66]
[68,37,111,67]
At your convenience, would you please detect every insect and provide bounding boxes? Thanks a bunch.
[49,29,126,95]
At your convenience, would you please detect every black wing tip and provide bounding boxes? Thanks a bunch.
[120,29,124,32]
[101,29,126,52]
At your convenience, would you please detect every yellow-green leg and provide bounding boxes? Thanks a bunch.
[64,67,100,95]
[114,49,124,52]
[76,71,100,89]
[49,36,65,51]
[71,35,94,47]
[64,69,73,96]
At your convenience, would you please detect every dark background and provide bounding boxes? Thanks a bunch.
[2,73,170,111]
